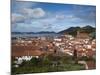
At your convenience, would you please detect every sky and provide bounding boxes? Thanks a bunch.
[11,0,96,32]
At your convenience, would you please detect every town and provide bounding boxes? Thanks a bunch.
[11,31,96,74]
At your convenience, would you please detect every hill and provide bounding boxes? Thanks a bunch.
[58,25,95,37]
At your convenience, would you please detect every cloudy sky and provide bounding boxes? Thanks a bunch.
[11,0,96,32]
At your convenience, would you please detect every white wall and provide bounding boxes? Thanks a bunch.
[22,0,96,5]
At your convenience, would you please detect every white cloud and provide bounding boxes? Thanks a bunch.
[11,13,26,24]
[32,8,46,18]
[20,8,46,18]
[56,14,78,20]
[56,15,65,20]
[11,8,46,25]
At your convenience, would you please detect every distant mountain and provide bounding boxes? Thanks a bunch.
[37,31,56,34]
[12,32,35,34]
[58,25,95,37]
[12,25,95,37]
[12,31,56,34]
